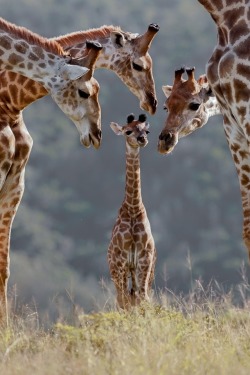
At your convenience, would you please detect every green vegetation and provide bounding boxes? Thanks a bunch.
[1,289,250,374]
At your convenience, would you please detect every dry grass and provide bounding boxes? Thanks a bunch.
[0,282,250,375]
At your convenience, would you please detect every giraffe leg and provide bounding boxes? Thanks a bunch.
[0,119,32,324]
[148,247,156,290]
[223,118,250,261]
[110,268,131,310]
[135,246,156,306]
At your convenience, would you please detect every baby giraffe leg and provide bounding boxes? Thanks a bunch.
[111,268,131,310]
[136,247,156,304]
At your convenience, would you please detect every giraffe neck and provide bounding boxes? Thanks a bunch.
[54,25,125,69]
[123,143,143,215]
[0,17,68,90]
[198,0,247,28]
[1,25,124,113]
[206,95,221,117]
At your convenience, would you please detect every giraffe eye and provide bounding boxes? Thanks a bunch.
[78,89,90,99]
[132,62,143,72]
[189,102,200,111]
[163,104,168,112]
[146,130,150,134]
[125,130,133,135]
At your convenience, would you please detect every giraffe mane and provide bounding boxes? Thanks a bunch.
[53,25,123,48]
[0,17,66,56]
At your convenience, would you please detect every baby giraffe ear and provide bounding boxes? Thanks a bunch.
[162,85,173,98]
[110,122,123,135]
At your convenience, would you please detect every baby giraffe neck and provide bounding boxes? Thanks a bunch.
[124,143,142,215]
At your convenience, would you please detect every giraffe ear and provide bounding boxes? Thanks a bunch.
[110,122,123,135]
[162,85,172,98]
[110,31,126,48]
[61,65,90,80]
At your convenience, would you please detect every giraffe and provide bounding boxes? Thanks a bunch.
[108,113,156,310]
[159,0,250,261]
[54,23,159,115]
[158,67,221,154]
[0,17,102,148]
[0,17,103,324]
[0,23,159,322]
[198,0,250,260]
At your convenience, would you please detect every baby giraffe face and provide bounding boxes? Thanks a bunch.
[110,113,150,148]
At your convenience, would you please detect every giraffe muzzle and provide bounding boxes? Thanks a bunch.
[141,93,158,115]
[157,131,178,154]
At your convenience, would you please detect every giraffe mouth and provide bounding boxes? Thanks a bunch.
[140,93,157,115]
[157,131,178,154]
[80,130,102,149]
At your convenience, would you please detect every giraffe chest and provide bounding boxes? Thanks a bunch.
[207,44,249,128]
[112,214,152,251]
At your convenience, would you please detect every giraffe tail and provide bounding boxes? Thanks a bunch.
[130,266,137,304]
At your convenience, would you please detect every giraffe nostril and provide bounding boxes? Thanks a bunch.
[164,133,173,142]
[159,132,165,141]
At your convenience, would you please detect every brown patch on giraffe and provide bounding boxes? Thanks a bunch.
[229,20,248,45]
[9,84,18,104]
[0,35,12,50]
[236,64,250,79]
[11,197,20,207]
[237,106,246,122]
[1,161,11,173]
[242,165,250,173]
[241,174,250,186]
[233,154,239,164]
[32,46,44,60]
[234,36,250,58]
[239,150,249,159]
[28,52,39,61]
[245,123,250,137]
[231,143,240,154]
[8,53,24,66]
[15,41,29,54]
[234,79,250,103]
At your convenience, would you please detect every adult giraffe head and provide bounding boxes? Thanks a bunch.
[158,67,220,154]
[110,24,159,115]
[52,41,103,149]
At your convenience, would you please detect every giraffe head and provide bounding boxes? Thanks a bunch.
[110,113,150,148]
[50,41,103,149]
[158,67,219,154]
[109,24,159,114]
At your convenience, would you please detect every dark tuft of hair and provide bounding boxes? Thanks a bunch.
[127,113,135,123]
[138,113,147,122]
[86,40,103,50]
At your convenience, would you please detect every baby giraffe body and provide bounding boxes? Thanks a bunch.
[108,114,156,309]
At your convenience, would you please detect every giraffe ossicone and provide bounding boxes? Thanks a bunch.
[108,113,156,310]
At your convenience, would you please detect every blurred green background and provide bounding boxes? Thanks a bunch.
[1,0,248,320]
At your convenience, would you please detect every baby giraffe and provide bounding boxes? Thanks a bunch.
[108,113,156,309]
